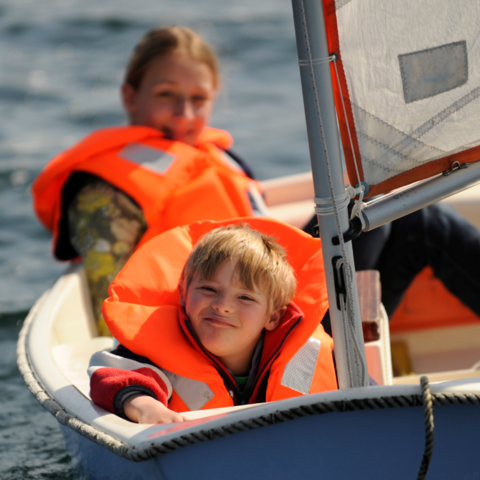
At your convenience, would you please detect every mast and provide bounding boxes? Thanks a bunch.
[291,0,369,388]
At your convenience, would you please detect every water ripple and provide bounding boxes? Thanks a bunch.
[0,0,309,477]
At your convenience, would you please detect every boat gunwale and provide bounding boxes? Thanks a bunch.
[16,265,480,462]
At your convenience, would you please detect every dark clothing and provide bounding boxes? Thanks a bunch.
[304,202,480,318]
[62,149,254,335]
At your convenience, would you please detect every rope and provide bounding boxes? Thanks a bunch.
[332,56,368,231]
[314,192,350,216]
[347,184,367,230]
[17,308,480,463]
[298,54,336,66]
[417,376,435,480]
[332,58,363,190]
[16,298,140,459]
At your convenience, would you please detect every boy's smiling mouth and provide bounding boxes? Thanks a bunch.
[203,315,236,328]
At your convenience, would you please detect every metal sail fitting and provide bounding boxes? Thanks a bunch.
[331,256,346,311]
[332,217,363,245]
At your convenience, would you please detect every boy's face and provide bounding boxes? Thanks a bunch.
[122,53,216,146]
[184,259,285,376]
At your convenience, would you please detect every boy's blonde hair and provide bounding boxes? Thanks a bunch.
[182,225,297,312]
[125,26,220,90]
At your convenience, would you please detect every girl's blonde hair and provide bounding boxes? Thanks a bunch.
[182,225,297,313]
[125,26,220,90]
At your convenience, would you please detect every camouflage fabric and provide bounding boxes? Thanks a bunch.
[68,181,147,336]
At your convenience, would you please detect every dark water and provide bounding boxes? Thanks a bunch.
[0,0,310,477]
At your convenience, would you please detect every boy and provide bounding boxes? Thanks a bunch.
[89,219,337,424]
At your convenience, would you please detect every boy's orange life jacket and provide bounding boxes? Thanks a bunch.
[32,125,257,259]
[103,217,337,411]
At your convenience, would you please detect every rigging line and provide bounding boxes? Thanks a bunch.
[315,193,350,215]
[334,259,353,379]
[334,256,366,381]
[298,0,366,386]
[298,54,336,66]
[331,58,368,232]
[332,59,363,190]
[332,58,367,231]
[297,0,351,380]
[339,278,366,380]
[307,34,366,385]
[340,294,363,379]
[339,297,353,382]
[298,0,367,386]
[304,2,367,387]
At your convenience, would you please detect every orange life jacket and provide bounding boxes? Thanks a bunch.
[103,217,337,411]
[32,125,258,259]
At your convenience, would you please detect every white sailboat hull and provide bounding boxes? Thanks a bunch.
[17,173,480,479]
[58,403,480,480]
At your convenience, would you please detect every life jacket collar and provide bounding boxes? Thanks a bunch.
[178,302,304,405]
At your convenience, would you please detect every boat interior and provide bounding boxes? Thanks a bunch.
[46,172,480,421]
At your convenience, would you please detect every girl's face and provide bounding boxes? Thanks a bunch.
[122,53,216,146]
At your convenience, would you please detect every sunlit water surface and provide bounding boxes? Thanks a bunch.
[0,0,311,478]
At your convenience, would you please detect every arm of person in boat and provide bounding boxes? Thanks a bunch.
[222,148,269,217]
[88,350,183,424]
[122,393,184,424]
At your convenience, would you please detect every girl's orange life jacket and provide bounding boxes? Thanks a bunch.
[32,125,257,259]
[103,217,337,411]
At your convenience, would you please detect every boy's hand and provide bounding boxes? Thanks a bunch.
[123,394,185,424]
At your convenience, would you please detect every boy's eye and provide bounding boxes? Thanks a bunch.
[199,285,216,293]
[239,295,254,302]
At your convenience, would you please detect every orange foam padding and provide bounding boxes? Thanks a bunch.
[389,266,480,333]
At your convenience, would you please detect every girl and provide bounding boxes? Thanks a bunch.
[32,26,264,335]
[34,25,480,342]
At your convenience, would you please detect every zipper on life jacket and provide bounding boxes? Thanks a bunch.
[244,316,302,404]
[184,315,303,406]
[184,320,240,405]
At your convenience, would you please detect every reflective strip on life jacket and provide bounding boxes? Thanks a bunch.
[267,324,337,401]
[118,142,176,174]
[32,125,259,260]
[281,337,321,394]
[161,369,215,411]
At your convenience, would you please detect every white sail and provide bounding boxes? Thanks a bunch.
[329,0,480,197]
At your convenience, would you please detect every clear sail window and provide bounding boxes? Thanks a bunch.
[399,40,468,104]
